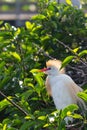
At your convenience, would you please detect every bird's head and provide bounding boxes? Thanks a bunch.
[39,60,65,76]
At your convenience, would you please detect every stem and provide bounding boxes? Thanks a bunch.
[32,42,55,60]
[56,39,87,66]
[0,91,28,116]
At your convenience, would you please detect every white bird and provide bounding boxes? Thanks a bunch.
[39,59,86,123]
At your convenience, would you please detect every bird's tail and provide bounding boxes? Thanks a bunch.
[77,97,87,116]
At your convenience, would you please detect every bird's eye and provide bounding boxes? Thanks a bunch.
[48,67,51,70]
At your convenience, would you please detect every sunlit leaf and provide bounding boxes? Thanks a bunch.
[78,92,87,102]
[38,116,46,120]
[0,21,3,25]
[62,104,78,118]
[78,50,87,57]
[14,28,21,36]
[32,14,46,20]
[30,69,40,73]
[5,23,11,30]
[73,47,79,53]
[0,96,12,111]
[10,52,21,62]
[3,124,7,130]
[71,113,83,119]
[30,69,44,87]
[43,123,49,128]
[41,35,50,42]
[25,114,35,120]
[25,21,34,30]
[66,0,72,5]
[60,56,74,69]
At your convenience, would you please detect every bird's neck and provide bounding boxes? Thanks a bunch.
[47,74,60,82]
[48,73,60,76]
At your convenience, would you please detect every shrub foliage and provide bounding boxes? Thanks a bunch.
[0,1,87,129]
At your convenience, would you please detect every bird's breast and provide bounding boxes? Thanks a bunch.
[48,75,77,109]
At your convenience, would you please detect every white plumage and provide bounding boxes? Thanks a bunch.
[40,59,86,123]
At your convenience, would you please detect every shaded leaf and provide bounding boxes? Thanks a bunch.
[20,121,35,130]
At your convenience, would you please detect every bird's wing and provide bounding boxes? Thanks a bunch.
[45,77,52,96]
[66,77,86,110]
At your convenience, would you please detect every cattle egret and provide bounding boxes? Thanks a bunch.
[39,59,86,123]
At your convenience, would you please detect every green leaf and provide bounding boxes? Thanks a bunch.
[0,97,12,111]
[25,21,34,30]
[0,76,10,89]
[0,21,3,25]
[32,14,46,20]
[25,114,35,120]
[5,23,11,30]
[41,35,50,42]
[34,73,44,87]
[10,52,21,62]
[61,56,74,69]
[66,0,72,5]
[3,124,7,130]
[14,28,21,36]
[62,104,78,118]
[32,25,42,32]
[73,47,79,53]
[30,69,40,73]
[20,121,35,130]
[0,61,5,70]
[78,50,87,57]
[30,69,44,87]
[71,113,83,119]
[38,116,46,120]
[43,123,49,128]
[78,92,87,102]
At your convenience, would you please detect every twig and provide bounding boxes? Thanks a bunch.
[32,42,55,60]
[0,90,28,116]
[56,39,87,66]
[66,121,84,129]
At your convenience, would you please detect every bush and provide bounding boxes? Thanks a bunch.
[0,1,87,129]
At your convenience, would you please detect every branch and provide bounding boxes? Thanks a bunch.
[68,65,87,86]
[32,40,87,67]
[0,91,28,116]
[56,39,87,66]
[66,121,84,130]
[32,42,55,60]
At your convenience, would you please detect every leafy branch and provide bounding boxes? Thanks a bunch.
[0,91,28,116]
[56,39,87,66]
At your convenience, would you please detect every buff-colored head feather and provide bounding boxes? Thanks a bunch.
[46,59,65,74]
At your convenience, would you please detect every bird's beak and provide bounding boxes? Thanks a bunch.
[38,68,50,72]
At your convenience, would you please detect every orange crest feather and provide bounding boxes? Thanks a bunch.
[46,59,65,74]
